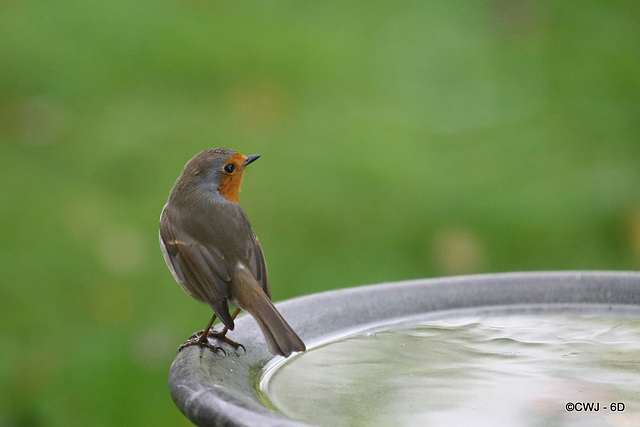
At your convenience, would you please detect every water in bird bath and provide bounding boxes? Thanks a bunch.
[258,314,640,426]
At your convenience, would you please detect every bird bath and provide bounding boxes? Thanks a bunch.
[168,271,640,426]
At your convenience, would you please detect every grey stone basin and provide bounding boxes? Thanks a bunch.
[168,271,640,426]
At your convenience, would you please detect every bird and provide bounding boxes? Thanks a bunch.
[159,148,306,358]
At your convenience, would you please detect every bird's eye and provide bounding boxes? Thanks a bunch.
[224,163,235,174]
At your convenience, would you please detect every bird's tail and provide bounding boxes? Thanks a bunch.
[234,273,306,357]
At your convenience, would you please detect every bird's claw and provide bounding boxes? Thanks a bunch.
[208,330,246,353]
[178,330,226,354]
[179,329,245,354]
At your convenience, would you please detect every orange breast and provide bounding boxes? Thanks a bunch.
[218,153,247,203]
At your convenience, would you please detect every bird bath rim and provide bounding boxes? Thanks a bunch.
[168,270,640,426]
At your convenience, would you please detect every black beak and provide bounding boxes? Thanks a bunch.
[243,154,261,166]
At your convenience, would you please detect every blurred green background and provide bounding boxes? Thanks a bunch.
[1,0,639,425]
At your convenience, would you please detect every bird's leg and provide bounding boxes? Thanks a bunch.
[207,308,246,352]
[178,314,226,354]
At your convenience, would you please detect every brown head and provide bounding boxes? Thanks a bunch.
[169,148,261,205]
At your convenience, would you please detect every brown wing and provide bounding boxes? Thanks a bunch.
[159,205,235,328]
[246,233,270,298]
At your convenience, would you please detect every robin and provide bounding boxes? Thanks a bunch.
[159,148,306,357]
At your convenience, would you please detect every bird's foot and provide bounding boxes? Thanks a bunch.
[178,331,226,355]
[207,329,246,353]
[180,328,246,353]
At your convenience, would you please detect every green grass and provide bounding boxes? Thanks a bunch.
[1,0,639,425]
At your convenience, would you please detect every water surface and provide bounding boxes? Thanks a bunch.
[259,315,640,426]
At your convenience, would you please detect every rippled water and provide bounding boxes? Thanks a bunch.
[259,315,640,426]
